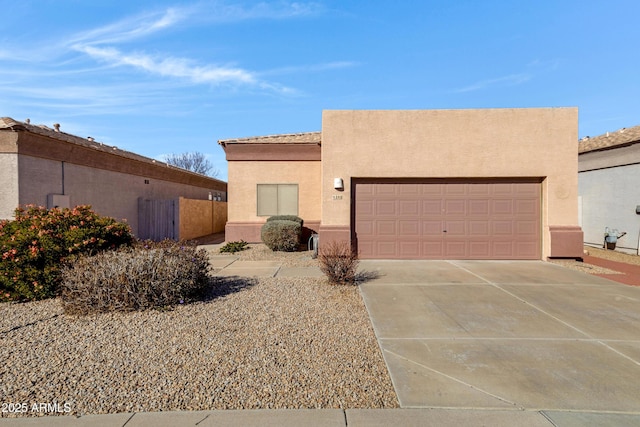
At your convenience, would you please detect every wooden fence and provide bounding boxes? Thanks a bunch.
[138,197,227,241]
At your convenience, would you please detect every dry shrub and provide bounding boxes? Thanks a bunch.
[318,240,359,285]
[60,244,210,315]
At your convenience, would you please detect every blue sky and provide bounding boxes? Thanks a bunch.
[2,1,639,181]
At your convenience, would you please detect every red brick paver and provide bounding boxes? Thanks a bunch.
[583,255,640,286]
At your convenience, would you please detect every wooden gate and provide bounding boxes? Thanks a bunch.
[137,198,177,241]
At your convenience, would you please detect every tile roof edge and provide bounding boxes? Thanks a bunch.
[0,117,226,183]
[218,131,321,145]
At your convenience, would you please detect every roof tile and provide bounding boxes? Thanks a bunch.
[0,117,224,182]
[579,124,640,154]
[218,131,321,146]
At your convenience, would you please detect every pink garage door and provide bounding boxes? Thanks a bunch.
[354,180,541,259]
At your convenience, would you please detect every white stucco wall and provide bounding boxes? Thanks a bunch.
[579,163,640,253]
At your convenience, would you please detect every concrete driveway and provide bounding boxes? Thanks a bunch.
[359,260,640,418]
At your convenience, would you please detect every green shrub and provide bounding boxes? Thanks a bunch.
[0,205,133,302]
[318,240,359,285]
[261,220,301,252]
[60,242,210,315]
[219,240,249,254]
[266,215,303,226]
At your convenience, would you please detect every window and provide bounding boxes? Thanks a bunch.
[257,184,298,216]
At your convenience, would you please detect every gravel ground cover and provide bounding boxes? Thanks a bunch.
[550,245,640,275]
[584,245,640,265]
[0,245,398,417]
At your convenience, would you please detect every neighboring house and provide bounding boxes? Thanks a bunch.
[579,125,640,254]
[0,117,227,239]
[219,108,583,260]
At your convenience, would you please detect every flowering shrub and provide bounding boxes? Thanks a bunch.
[0,205,133,302]
[60,242,210,315]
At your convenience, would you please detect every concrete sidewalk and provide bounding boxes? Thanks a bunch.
[210,257,324,278]
[2,408,640,426]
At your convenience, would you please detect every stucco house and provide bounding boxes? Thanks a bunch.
[0,117,227,240]
[579,125,640,254]
[220,108,583,260]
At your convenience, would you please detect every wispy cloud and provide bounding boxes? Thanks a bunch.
[262,61,359,76]
[75,45,258,86]
[453,73,531,93]
[194,1,323,23]
[1,1,333,118]
[68,7,191,46]
[65,3,323,93]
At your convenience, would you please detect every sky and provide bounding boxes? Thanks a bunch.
[2,0,639,181]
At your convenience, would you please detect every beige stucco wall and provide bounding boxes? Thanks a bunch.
[321,108,579,259]
[213,201,228,233]
[227,160,321,223]
[0,153,19,219]
[17,155,224,236]
[179,198,227,240]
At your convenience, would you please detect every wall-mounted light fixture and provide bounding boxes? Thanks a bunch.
[334,178,344,190]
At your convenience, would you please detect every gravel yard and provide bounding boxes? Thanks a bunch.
[0,245,398,417]
[550,245,640,275]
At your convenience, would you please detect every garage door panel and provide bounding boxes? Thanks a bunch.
[422,220,443,235]
[399,241,421,257]
[492,221,513,235]
[398,184,421,195]
[399,200,420,215]
[376,185,397,196]
[468,183,490,195]
[515,199,538,215]
[422,184,444,195]
[445,184,466,195]
[358,183,375,195]
[355,180,540,259]
[469,199,489,215]
[423,241,444,257]
[357,221,374,236]
[493,241,515,257]
[399,220,419,235]
[493,183,515,195]
[377,221,396,235]
[423,200,443,215]
[445,199,466,215]
[492,200,514,215]
[469,241,491,258]
[356,200,374,216]
[516,221,537,235]
[444,220,465,235]
[444,240,467,257]
[514,183,539,196]
[516,241,538,258]
[468,221,489,235]
[377,241,398,257]
[376,200,396,215]
[357,241,373,257]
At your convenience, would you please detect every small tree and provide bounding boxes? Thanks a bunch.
[163,152,219,177]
